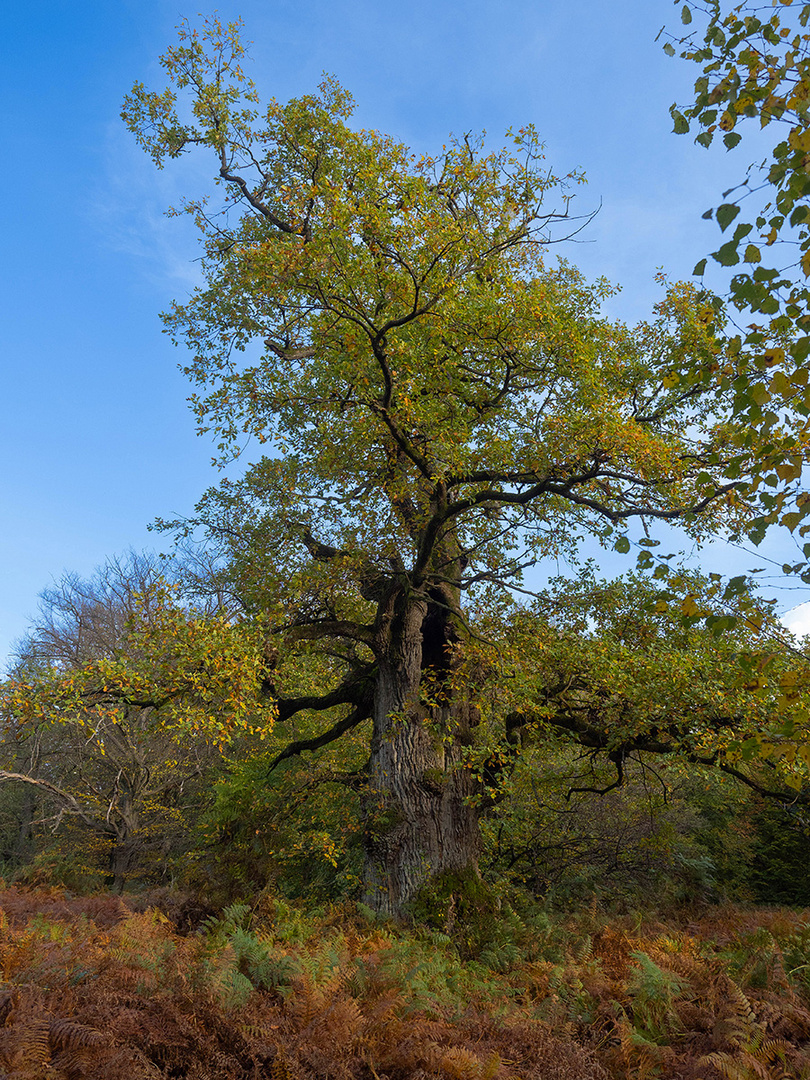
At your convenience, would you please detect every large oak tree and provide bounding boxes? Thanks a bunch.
[124,18,753,915]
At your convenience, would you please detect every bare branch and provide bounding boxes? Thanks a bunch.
[0,772,109,833]
[266,698,372,774]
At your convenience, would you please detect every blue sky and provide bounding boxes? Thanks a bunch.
[3,0,808,669]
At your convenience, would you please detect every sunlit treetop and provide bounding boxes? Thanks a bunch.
[124,16,751,628]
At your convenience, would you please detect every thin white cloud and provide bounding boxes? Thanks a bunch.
[91,121,207,291]
[782,603,810,639]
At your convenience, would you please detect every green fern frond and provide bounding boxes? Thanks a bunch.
[627,951,689,1042]
[575,934,593,962]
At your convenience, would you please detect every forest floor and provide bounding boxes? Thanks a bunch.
[0,885,808,1078]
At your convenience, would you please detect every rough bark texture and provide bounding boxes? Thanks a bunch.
[108,787,139,895]
[11,787,36,865]
[362,588,481,916]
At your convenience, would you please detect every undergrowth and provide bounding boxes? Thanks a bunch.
[0,886,808,1078]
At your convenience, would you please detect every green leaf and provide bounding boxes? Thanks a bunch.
[706,614,737,638]
[681,4,692,24]
[723,131,742,149]
[749,520,767,545]
[792,336,810,363]
[743,244,761,263]
[769,370,791,396]
[723,575,748,599]
[693,258,707,276]
[663,42,676,57]
[672,110,690,135]
[716,203,740,232]
[714,241,740,266]
[732,222,752,242]
[614,536,631,554]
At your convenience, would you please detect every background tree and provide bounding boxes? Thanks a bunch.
[124,18,759,916]
[0,552,273,891]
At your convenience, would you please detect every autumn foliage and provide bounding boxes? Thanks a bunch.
[0,886,808,1079]
[4,7,810,1077]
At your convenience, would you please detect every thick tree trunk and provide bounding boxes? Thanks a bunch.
[362,589,481,917]
[11,787,36,865]
[108,782,140,895]
[109,841,134,896]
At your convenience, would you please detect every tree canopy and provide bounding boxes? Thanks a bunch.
[115,15,810,915]
[666,0,810,562]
